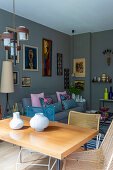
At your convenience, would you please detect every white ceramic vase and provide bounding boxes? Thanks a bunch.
[30,113,49,132]
[72,93,75,100]
[9,112,24,130]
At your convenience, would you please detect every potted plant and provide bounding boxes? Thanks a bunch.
[68,84,82,100]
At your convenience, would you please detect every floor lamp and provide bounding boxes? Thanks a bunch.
[0,61,14,118]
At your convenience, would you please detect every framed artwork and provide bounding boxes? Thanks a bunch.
[73,58,85,77]
[23,45,38,71]
[64,68,69,89]
[57,53,63,75]
[21,77,31,87]
[6,27,19,63]
[42,38,52,76]
[74,80,85,90]
[13,71,19,85]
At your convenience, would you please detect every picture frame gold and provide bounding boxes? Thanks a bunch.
[74,80,85,90]
[23,44,38,71]
[6,27,19,63]
[21,77,31,87]
[73,58,85,77]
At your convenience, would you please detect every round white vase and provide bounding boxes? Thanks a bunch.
[30,113,49,132]
[9,112,24,130]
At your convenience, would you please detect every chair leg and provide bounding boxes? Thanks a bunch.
[96,133,101,149]
[84,143,87,151]
[48,157,51,170]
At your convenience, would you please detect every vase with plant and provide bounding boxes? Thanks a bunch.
[68,84,82,101]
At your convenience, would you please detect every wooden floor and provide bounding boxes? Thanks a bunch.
[0,142,63,170]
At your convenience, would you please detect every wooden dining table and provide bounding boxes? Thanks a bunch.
[0,116,98,170]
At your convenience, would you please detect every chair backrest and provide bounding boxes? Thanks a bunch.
[27,106,55,121]
[100,120,113,169]
[68,111,100,130]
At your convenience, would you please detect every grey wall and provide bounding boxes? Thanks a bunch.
[0,9,71,111]
[70,33,91,110]
[71,30,113,111]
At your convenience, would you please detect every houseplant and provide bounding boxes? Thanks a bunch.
[68,84,82,100]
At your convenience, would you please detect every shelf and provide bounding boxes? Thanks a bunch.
[92,80,112,83]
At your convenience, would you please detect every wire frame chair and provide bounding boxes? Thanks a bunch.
[68,111,101,149]
[27,106,55,121]
[63,120,113,170]
[16,106,56,170]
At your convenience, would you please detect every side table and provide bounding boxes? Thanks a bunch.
[76,101,86,112]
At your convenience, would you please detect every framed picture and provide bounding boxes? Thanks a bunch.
[6,27,19,63]
[74,80,85,90]
[21,77,31,87]
[73,58,85,77]
[23,45,38,71]
[42,38,52,76]
[64,68,69,89]
[57,53,63,75]
[13,71,19,85]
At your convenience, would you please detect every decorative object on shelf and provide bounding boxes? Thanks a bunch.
[64,68,69,89]
[0,0,29,65]
[23,45,38,71]
[30,113,49,132]
[13,103,18,112]
[108,87,113,100]
[6,27,19,63]
[74,80,85,90]
[21,77,31,87]
[0,61,14,118]
[13,71,19,85]
[42,39,52,76]
[92,74,112,83]
[57,53,63,75]
[10,112,24,130]
[104,88,108,100]
[73,58,85,77]
[103,49,113,66]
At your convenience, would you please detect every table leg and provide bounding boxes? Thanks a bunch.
[84,143,87,151]
[57,159,60,170]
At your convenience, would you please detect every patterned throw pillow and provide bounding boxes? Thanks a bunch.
[46,102,62,113]
[40,97,53,107]
[60,94,71,101]
[62,99,77,110]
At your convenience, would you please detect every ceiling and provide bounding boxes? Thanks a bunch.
[0,0,113,35]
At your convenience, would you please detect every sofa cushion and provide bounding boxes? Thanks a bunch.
[46,102,62,113]
[40,97,53,107]
[56,91,66,102]
[31,93,44,107]
[45,94,58,103]
[62,99,77,110]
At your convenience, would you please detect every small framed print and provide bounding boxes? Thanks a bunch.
[13,71,19,85]
[21,77,31,87]
[6,27,19,63]
[73,58,85,77]
[23,45,38,71]
[74,80,85,90]
[57,53,63,75]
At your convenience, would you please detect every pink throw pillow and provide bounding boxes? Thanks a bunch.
[31,93,44,107]
[56,91,66,102]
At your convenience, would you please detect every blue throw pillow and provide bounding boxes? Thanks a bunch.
[46,102,62,113]
[62,99,77,110]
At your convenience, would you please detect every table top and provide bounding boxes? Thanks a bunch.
[100,99,113,102]
[0,116,98,159]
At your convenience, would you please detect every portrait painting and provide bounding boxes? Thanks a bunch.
[23,45,38,71]
[42,39,52,76]
[13,71,19,85]
[21,77,31,87]
[6,27,19,63]
[73,58,85,77]
[74,80,85,90]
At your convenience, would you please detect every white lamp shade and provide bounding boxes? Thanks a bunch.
[0,61,14,93]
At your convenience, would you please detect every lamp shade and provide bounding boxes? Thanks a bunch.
[0,61,14,93]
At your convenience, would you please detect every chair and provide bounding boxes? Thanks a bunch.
[63,120,113,170]
[68,111,101,149]
[16,106,56,170]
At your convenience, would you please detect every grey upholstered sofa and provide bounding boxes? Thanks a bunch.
[22,94,85,124]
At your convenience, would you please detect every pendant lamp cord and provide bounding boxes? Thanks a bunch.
[13,0,15,29]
